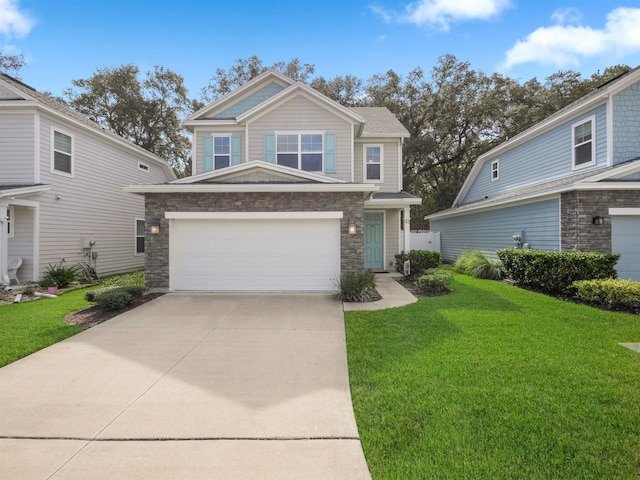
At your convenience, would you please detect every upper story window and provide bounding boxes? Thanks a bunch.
[572,116,595,168]
[52,129,73,176]
[135,219,145,255]
[276,133,323,172]
[214,136,231,169]
[491,160,499,181]
[364,144,383,182]
[204,135,237,172]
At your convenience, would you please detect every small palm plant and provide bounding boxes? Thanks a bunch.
[454,251,503,280]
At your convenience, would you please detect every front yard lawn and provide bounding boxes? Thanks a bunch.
[0,289,87,367]
[345,273,640,479]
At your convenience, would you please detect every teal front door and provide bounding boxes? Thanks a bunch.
[364,212,384,270]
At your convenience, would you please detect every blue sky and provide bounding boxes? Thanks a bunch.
[2,0,640,98]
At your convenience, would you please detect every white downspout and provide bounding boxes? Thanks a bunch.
[403,206,411,252]
[0,203,9,285]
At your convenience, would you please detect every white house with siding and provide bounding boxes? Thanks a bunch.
[0,73,176,286]
[426,67,640,281]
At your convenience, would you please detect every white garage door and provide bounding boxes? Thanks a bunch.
[611,214,640,281]
[170,215,341,291]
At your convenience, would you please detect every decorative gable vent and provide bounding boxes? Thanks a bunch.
[138,162,149,172]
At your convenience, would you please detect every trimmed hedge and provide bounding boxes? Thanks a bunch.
[85,286,146,311]
[573,278,640,309]
[414,268,453,294]
[497,249,620,295]
[395,250,441,278]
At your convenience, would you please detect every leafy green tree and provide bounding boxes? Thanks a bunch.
[201,56,315,102]
[64,65,193,175]
[310,74,365,106]
[0,50,26,77]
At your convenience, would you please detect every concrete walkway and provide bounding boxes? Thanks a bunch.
[343,273,417,311]
[0,294,371,479]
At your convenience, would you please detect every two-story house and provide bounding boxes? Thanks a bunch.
[126,70,420,291]
[0,73,176,286]
[426,67,640,281]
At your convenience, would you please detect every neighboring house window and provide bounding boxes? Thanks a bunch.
[214,136,231,169]
[364,144,383,182]
[138,162,149,172]
[7,206,14,239]
[276,133,323,172]
[491,160,499,181]
[52,129,73,175]
[572,116,595,168]
[135,219,145,254]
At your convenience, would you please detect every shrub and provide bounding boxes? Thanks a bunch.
[86,286,146,311]
[497,249,620,295]
[394,250,441,278]
[573,278,640,309]
[414,268,454,294]
[454,251,503,280]
[100,271,145,288]
[336,270,377,302]
[41,262,78,288]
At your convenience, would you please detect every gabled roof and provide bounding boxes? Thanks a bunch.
[426,157,640,221]
[171,160,347,185]
[349,107,410,138]
[0,74,177,180]
[453,66,640,207]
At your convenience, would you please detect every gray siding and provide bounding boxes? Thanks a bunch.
[248,95,352,181]
[0,112,34,183]
[611,215,640,281]
[612,81,640,165]
[36,113,171,279]
[464,104,607,204]
[354,139,400,192]
[214,83,285,119]
[431,198,560,263]
[7,205,34,282]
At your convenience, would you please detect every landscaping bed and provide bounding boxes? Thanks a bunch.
[65,292,164,330]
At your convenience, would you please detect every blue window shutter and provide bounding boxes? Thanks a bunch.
[231,135,241,165]
[203,136,213,172]
[263,133,276,163]
[324,133,336,174]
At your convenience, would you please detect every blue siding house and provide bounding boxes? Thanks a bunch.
[426,67,640,281]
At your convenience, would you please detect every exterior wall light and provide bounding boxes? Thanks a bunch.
[592,216,604,225]
[348,218,357,235]
[150,218,161,234]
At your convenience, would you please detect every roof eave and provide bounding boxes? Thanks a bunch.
[124,183,380,195]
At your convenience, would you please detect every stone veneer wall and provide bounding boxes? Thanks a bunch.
[560,190,639,252]
[144,191,365,288]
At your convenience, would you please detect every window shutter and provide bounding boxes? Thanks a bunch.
[231,135,241,165]
[263,133,276,163]
[203,136,213,172]
[324,132,336,174]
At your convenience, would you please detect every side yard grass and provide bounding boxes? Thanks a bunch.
[0,271,145,368]
[345,273,640,479]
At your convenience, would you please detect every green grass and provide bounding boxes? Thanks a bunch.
[0,271,145,368]
[0,289,87,367]
[345,273,640,479]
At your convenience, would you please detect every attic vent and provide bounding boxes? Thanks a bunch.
[138,162,149,172]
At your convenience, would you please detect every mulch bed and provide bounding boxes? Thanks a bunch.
[65,293,165,330]
[395,276,451,298]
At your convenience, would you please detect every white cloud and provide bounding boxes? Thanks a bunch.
[372,0,511,31]
[550,7,582,25]
[0,0,34,38]
[504,7,640,69]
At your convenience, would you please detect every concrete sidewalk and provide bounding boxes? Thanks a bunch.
[0,294,371,479]
[343,273,417,311]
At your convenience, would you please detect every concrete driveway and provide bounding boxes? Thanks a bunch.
[0,294,371,479]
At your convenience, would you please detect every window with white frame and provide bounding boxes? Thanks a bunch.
[491,160,499,181]
[214,136,231,170]
[364,144,383,181]
[52,129,73,175]
[7,206,14,239]
[276,133,323,172]
[572,117,595,168]
[135,219,145,254]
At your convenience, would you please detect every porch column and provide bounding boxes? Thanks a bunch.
[403,207,411,252]
[0,203,8,285]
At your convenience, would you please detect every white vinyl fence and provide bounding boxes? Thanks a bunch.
[410,230,440,253]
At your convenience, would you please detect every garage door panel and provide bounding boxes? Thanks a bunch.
[612,216,640,281]
[171,219,340,291]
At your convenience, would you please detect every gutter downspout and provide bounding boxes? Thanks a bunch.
[0,204,9,285]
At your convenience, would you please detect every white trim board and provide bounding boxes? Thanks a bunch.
[609,208,640,215]
[166,211,344,220]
